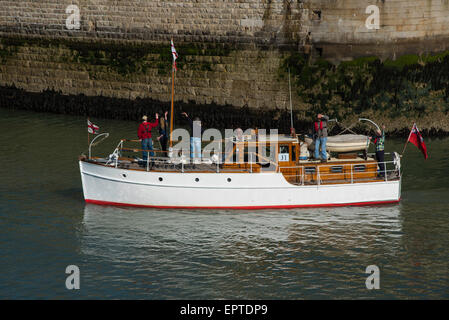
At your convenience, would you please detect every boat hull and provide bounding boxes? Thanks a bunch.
[80,161,401,209]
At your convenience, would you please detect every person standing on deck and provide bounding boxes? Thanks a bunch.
[369,125,386,177]
[138,114,159,164]
[313,113,329,162]
[157,111,169,156]
[181,112,204,163]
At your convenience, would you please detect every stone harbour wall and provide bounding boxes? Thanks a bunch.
[0,37,294,109]
[1,1,449,134]
[3,1,449,56]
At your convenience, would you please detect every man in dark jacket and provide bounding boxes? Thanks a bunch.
[138,113,159,162]
[157,111,169,155]
[313,113,329,161]
[369,125,386,177]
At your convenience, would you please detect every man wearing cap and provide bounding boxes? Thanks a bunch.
[313,113,329,162]
[138,113,159,164]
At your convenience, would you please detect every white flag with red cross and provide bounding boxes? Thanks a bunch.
[171,39,178,71]
[87,119,99,134]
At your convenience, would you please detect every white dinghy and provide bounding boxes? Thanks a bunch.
[305,134,369,153]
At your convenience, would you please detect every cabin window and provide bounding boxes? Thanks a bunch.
[244,146,249,163]
[353,165,366,172]
[260,146,274,161]
[279,145,289,162]
[305,166,316,174]
[291,145,297,162]
[331,166,343,173]
[256,146,274,167]
[279,145,289,153]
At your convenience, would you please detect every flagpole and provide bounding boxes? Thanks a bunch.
[87,117,90,158]
[401,122,415,156]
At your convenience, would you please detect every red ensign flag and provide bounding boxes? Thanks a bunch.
[408,123,428,159]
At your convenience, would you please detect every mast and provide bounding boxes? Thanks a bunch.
[169,64,175,148]
[288,68,294,135]
[169,38,178,149]
[87,117,90,158]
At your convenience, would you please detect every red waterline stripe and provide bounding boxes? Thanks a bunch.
[85,199,401,210]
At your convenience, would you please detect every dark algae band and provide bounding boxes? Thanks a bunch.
[279,51,449,137]
[1,84,447,137]
[0,84,309,134]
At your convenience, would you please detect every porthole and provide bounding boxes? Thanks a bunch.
[159,177,163,182]
[122,173,127,178]
[354,165,366,172]
[227,178,231,182]
[195,178,199,182]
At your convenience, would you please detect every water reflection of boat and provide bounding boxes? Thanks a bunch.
[81,204,402,260]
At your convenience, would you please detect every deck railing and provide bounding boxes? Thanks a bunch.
[89,139,401,185]
[282,161,400,185]
[98,139,277,173]
[280,155,401,186]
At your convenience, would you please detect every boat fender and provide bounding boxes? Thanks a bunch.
[300,142,310,160]
[211,153,219,164]
[393,152,401,172]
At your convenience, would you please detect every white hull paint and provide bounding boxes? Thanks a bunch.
[80,161,401,209]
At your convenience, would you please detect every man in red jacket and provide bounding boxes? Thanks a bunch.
[138,114,159,163]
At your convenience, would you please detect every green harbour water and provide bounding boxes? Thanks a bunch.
[0,108,448,299]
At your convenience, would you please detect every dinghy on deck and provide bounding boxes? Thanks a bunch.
[305,134,369,153]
